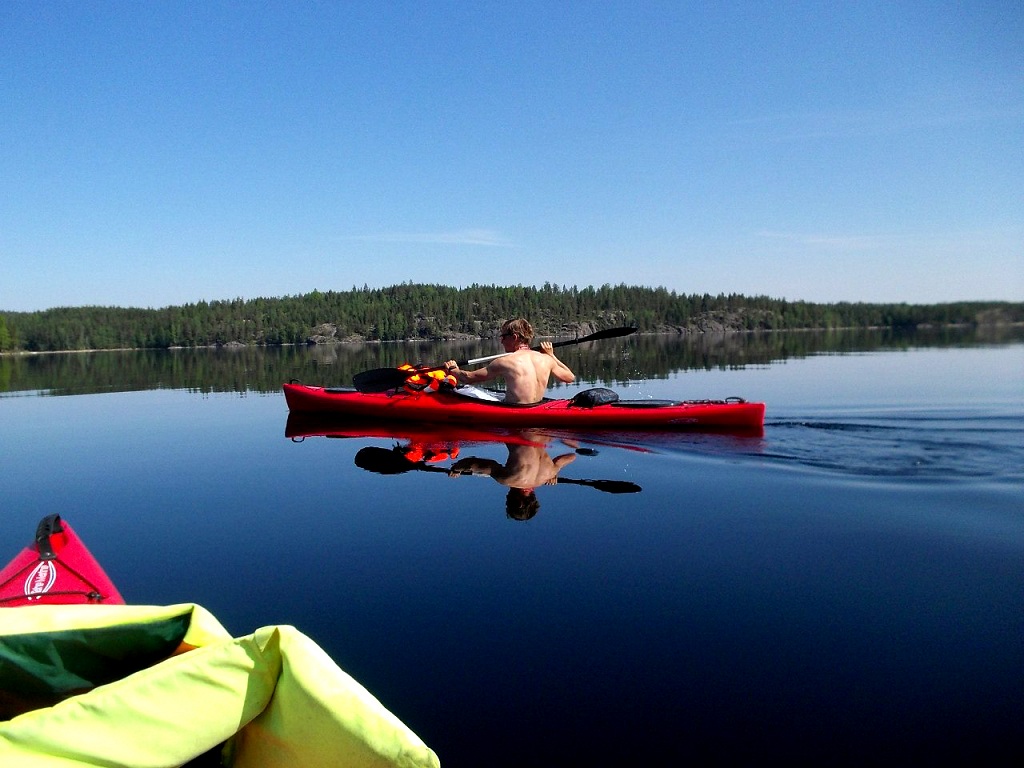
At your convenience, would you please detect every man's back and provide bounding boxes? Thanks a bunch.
[488,349,557,404]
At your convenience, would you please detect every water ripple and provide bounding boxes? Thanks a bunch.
[760,413,1024,482]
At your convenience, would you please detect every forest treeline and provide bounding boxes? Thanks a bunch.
[2,283,1022,352]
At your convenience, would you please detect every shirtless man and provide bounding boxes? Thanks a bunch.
[443,318,575,404]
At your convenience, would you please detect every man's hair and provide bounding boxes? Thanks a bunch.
[501,318,534,344]
[505,487,540,521]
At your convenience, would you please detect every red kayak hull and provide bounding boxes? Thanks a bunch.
[0,515,125,607]
[283,383,765,430]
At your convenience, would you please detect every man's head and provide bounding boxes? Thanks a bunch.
[500,318,534,345]
[505,487,540,521]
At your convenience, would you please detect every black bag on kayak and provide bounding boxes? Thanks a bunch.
[569,387,619,408]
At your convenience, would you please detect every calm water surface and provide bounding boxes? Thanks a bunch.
[2,339,1022,765]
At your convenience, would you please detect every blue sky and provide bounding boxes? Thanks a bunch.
[2,1,1021,311]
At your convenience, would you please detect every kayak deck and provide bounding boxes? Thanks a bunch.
[0,515,124,607]
[283,383,765,430]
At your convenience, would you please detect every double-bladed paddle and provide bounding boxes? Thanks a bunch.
[351,326,637,393]
[354,446,642,494]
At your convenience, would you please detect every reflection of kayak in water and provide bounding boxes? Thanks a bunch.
[284,383,766,430]
[285,411,542,446]
[0,516,439,767]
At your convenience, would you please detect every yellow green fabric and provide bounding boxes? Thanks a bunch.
[0,604,440,768]
[0,612,193,700]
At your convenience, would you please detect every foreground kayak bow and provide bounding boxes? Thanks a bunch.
[0,514,124,606]
[0,517,440,767]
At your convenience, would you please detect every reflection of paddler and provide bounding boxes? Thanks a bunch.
[353,441,641,521]
[447,435,578,521]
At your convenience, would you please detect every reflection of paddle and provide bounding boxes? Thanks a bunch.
[352,326,637,393]
[354,446,641,494]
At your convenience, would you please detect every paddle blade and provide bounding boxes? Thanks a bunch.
[550,326,636,349]
[354,446,416,474]
[585,479,642,494]
[583,326,637,342]
[555,477,641,493]
[352,367,414,393]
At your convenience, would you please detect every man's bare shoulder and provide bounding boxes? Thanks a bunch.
[486,355,520,373]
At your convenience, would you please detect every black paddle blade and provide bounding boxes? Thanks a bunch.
[352,367,413,393]
[572,326,637,343]
[354,446,417,475]
[558,478,642,494]
[584,479,642,494]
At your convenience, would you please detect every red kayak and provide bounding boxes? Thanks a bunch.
[0,515,124,607]
[283,383,766,430]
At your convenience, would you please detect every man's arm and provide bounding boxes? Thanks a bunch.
[540,342,575,384]
[444,360,496,385]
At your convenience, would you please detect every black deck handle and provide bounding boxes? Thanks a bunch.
[34,514,64,561]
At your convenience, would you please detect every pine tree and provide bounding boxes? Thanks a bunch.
[0,315,11,351]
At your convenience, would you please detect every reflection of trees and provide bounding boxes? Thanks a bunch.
[2,326,1022,397]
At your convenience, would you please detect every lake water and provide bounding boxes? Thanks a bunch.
[2,332,1022,765]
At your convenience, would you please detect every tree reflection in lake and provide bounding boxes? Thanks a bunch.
[4,326,1021,398]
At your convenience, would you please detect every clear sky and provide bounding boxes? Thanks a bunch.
[2,1,1021,311]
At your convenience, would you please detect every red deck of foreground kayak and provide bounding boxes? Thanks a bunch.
[0,515,124,607]
[283,383,765,430]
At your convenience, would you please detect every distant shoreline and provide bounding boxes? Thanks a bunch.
[3,322,1022,358]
